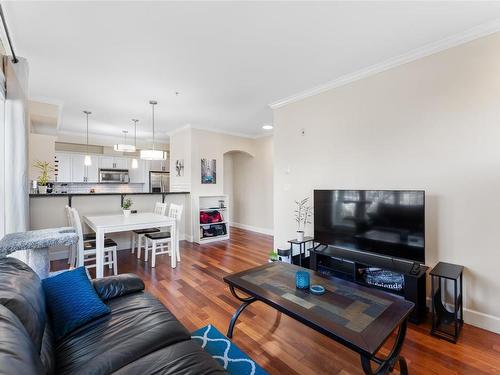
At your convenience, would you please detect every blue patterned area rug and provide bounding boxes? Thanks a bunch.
[191,324,267,375]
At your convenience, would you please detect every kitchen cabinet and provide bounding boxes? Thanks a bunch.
[70,154,86,182]
[150,159,169,172]
[128,158,146,183]
[114,157,128,170]
[55,153,71,182]
[99,156,114,169]
[99,156,128,170]
[85,155,99,182]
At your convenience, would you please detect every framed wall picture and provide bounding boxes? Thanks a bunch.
[175,159,184,177]
[201,158,216,184]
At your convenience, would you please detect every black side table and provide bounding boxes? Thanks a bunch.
[430,262,464,343]
[288,237,314,268]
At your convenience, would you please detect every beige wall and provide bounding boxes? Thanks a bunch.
[169,126,274,238]
[29,133,56,181]
[273,32,500,332]
[231,136,273,234]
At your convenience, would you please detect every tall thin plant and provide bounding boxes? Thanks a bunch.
[295,197,312,232]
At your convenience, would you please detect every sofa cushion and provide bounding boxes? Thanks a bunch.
[0,257,46,352]
[42,267,111,339]
[113,339,227,375]
[0,304,45,375]
[92,273,145,301]
[55,291,192,374]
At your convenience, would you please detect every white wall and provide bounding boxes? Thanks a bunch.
[273,32,500,332]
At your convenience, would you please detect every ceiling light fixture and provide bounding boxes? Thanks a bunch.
[114,130,136,152]
[262,124,273,130]
[140,100,167,160]
[83,110,92,166]
[131,119,139,169]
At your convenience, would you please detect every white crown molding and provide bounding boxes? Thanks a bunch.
[270,18,500,109]
[167,123,268,140]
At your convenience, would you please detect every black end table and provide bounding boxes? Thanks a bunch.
[288,237,314,268]
[430,262,464,343]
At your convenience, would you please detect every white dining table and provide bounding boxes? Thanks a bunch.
[83,212,177,278]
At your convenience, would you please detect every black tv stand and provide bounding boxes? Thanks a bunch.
[310,245,428,324]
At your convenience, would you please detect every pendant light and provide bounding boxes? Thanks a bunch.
[131,119,139,169]
[83,110,92,166]
[114,127,136,152]
[140,100,167,160]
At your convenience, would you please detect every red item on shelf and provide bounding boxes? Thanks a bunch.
[200,211,223,224]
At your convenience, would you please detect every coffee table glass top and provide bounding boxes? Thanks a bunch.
[224,262,414,355]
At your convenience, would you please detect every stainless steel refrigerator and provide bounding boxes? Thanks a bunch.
[149,171,170,193]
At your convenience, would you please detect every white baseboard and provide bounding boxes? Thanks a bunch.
[464,308,500,334]
[230,222,273,236]
[426,297,500,334]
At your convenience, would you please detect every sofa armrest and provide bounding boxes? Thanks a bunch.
[92,274,145,301]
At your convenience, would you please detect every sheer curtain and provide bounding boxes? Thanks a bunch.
[1,56,29,236]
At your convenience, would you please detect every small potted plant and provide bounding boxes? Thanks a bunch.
[268,250,279,263]
[122,198,133,216]
[294,197,312,242]
[33,160,54,194]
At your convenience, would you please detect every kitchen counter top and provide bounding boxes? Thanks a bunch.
[30,191,190,197]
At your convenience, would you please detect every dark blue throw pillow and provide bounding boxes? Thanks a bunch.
[42,267,110,340]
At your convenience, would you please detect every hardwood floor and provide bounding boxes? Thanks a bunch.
[55,227,500,374]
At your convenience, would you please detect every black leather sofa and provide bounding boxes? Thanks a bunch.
[0,257,227,375]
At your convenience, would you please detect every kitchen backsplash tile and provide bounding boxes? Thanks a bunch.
[53,183,145,194]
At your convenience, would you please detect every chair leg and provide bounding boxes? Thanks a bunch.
[176,241,180,262]
[131,233,135,254]
[145,237,149,262]
[108,250,112,269]
[112,247,118,275]
[152,241,157,268]
[137,235,142,260]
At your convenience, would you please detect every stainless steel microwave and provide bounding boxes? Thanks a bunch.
[99,169,130,184]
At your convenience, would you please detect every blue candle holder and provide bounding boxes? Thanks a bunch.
[295,271,310,289]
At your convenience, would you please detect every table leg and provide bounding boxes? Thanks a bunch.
[96,229,104,279]
[360,320,408,375]
[170,222,177,268]
[227,285,256,338]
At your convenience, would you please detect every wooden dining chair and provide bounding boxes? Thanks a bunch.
[70,207,118,275]
[132,202,168,260]
[144,203,183,267]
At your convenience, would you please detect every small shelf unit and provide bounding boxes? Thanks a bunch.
[194,195,230,244]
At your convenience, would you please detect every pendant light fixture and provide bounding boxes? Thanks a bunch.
[140,100,167,160]
[131,119,139,169]
[83,110,92,166]
[114,130,136,152]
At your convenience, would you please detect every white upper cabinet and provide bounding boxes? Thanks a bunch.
[55,153,71,182]
[114,157,128,170]
[99,156,114,169]
[128,158,145,183]
[85,155,99,182]
[70,154,86,182]
[99,156,127,169]
[150,159,169,172]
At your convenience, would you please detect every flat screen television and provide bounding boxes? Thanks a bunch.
[314,190,425,263]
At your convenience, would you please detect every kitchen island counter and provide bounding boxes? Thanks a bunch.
[29,191,189,197]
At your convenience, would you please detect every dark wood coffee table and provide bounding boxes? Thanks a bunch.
[223,262,414,375]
